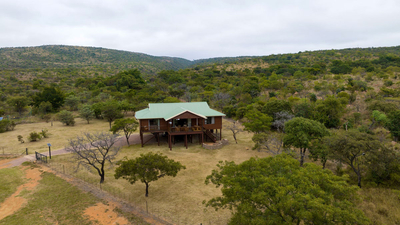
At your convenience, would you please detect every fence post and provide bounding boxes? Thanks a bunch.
[26,148,28,155]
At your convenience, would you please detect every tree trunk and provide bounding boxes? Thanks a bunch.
[145,182,149,197]
[100,174,104,183]
[357,173,362,188]
[299,148,305,166]
[125,134,130,146]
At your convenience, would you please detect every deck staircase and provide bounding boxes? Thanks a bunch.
[204,129,217,142]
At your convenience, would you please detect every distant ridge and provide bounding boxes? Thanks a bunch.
[0,45,193,74]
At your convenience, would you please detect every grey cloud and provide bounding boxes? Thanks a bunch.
[0,0,399,60]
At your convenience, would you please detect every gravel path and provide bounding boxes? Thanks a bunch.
[0,133,158,168]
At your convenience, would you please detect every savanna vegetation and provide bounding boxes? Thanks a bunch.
[1,45,400,224]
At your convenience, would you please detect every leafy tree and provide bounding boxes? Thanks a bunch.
[387,110,400,140]
[204,154,368,225]
[243,109,272,134]
[32,87,65,111]
[66,132,121,183]
[7,96,30,117]
[102,100,123,129]
[114,152,186,197]
[313,96,346,128]
[64,95,80,111]
[38,101,53,116]
[0,119,16,133]
[365,146,400,186]
[262,99,292,118]
[284,117,329,166]
[369,110,388,130]
[58,110,75,126]
[78,104,95,124]
[367,100,398,114]
[110,118,138,146]
[324,129,381,188]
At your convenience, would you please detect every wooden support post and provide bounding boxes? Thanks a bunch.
[157,133,160,146]
[220,129,222,140]
[185,135,188,149]
[140,132,144,147]
[168,133,172,151]
[201,133,204,144]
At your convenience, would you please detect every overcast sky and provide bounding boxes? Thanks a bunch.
[0,0,399,60]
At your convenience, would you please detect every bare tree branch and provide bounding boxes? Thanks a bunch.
[66,132,120,183]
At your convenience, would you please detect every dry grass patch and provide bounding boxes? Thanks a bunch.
[358,188,400,225]
[0,118,109,154]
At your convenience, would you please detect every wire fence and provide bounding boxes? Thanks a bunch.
[0,146,28,157]
[45,161,227,225]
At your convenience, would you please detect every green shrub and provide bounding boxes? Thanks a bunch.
[17,135,24,143]
[58,110,75,126]
[0,119,16,133]
[40,129,50,138]
[29,132,42,142]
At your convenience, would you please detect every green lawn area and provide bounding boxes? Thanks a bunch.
[0,170,98,225]
[0,167,24,204]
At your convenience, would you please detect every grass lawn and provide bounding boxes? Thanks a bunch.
[0,118,110,154]
[0,169,97,225]
[49,119,271,224]
[0,167,24,204]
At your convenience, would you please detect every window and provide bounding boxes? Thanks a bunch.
[149,119,160,129]
[205,117,215,124]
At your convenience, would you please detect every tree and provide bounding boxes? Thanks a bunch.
[284,117,329,166]
[32,87,65,111]
[7,96,30,117]
[243,109,272,134]
[252,132,286,155]
[110,118,138,146]
[225,121,242,144]
[271,111,294,132]
[204,154,369,225]
[102,100,123,129]
[38,101,53,116]
[114,152,186,197]
[79,104,95,124]
[64,95,80,111]
[66,132,121,183]
[324,129,382,188]
[313,96,346,128]
[0,119,16,133]
[58,110,75,126]
[386,110,400,140]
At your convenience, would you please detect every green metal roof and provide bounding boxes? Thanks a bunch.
[135,102,225,120]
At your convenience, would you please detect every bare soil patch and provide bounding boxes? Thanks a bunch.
[84,202,129,225]
[0,166,43,220]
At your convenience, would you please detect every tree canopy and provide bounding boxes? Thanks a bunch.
[114,152,186,197]
[284,117,329,166]
[204,154,369,225]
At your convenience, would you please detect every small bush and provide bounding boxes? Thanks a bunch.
[0,119,16,133]
[17,135,24,143]
[58,110,75,126]
[28,132,42,142]
[40,129,50,138]
[43,114,52,123]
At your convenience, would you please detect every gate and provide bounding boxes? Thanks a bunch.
[35,151,48,163]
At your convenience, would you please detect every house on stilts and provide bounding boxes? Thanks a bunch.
[135,102,225,150]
